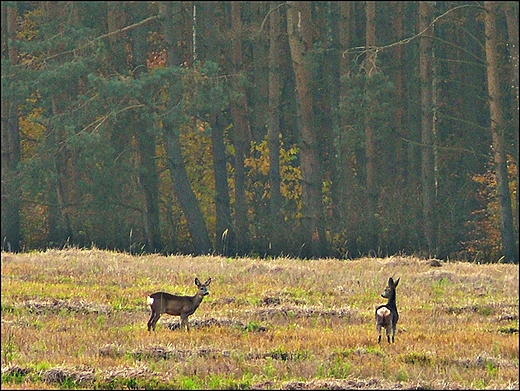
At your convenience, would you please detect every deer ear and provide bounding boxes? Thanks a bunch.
[394,278,400,287]
[205,278,212,285]
[195,277,201,286]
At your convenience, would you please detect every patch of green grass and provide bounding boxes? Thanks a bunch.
[32,360,53,372]
[244,320,265,333]
[178,375,204,390]
[327,356,352,378]
[432,276,449,299]
[364,346,385,357]
[396,367,409,382]
[485,360,498,376]
[1,367,28,384]
[402,351,434,366]
[1,329,18,365]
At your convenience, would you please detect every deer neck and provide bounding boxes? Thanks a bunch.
[385,291,396,309]
[192,292,204,306]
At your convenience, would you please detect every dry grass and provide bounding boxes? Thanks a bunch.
[1,248,518,390]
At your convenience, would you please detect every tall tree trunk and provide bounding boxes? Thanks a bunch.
[392,1,405,181]
[229,1,251,255]
[129,2,162,253]
[209,113,235,256]
[160,1,211,255]
[268,1,284,255]
[1,3,22,252]
[251,2,270,143]
[336,2,359,257]
[163,128,212,255]
[364,1,378,253]
[287,1,327,258]
[202,3,235,256]
[504,2,519,234]
[484,1,518,263]
[419,1,436,256]
[44,2,76,247]
[329,0,342,228]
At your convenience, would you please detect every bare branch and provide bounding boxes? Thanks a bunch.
[343,4,484,58]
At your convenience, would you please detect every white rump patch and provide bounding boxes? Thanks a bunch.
[147,296,154,306]
[377,307,391,318]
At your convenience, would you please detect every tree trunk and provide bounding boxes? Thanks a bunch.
[163,127,212,255]
[251,2,270,143]
[160,1,211,255]
[287,1,327,258]
[392,1,406,181]
[44,2,75,247]
[202,3,235,256]
[336,2,359,256]
[504,2,519,234]
[1,3,22,252]
[47,93,74,247]
[268,1,284,255]
[210,113,237,256]
[364,1,378,253]
[229,1,251,255]
[129,2,162,253]
[484,1,518,263]
[209,112,235,256]
[419,1,436,256]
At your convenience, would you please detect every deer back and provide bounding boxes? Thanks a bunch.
[149,277,211,316]
[149,291,203,316]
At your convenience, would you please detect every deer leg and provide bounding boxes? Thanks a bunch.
[391,326,396,343]
[180,314,189,332]
[147,310,156,331]
[149,312,161,331]
[386,325,391,343]
[377,325,382,343]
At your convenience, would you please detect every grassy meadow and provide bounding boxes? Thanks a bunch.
[1,248,519,390]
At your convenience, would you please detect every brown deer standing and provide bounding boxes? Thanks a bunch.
[375,277,400,343]
[147,277,212,332]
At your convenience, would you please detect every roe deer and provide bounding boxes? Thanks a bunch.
[147,277,212,332]
[375,277,400,343]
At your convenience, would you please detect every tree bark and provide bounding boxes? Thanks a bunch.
[1,2,22,252]
[268,1,284,255]
[287,1,327,258]
[419,1,436,256]
[44,2,75,247]
[251,2,270,143]
[392,1,406,181]
[364,1,378,253]
[484,1,518,263]
[129,2,162,253]
[202,3,235,256]
[209,112,235,256]
[504,2,519,234]
[229,1,251,255]
[160,1,211,255]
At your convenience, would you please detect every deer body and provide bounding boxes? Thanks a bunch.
[147,277,211,332]
[375,277,399,343]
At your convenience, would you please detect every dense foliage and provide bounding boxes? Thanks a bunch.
[1,1,518,262]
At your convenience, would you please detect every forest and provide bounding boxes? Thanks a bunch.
[1,1,518,263]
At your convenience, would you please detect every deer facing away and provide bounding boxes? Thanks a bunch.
[375,277,400,343]
[147,277,212,332]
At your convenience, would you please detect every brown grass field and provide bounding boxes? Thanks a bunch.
[1,248,518,390]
